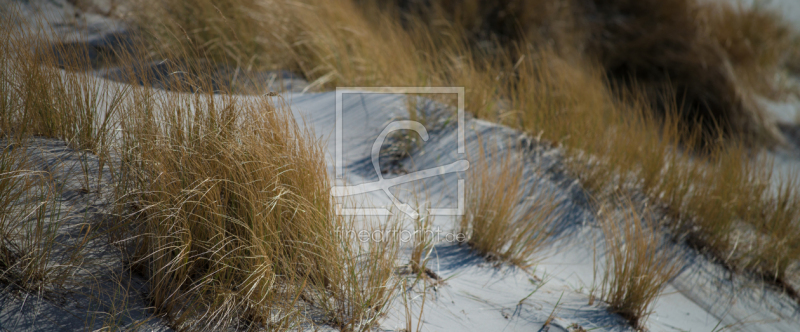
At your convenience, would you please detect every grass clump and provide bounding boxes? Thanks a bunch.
[409,210,434,277]
[118,89,316,327]
[459,142,559,268]
[580,0,780,147]
[0,142,89,299]
[115,77,399,329]
[0,147,64,292]
[134,0,272,69]
[600,202,680,330]
[0,8,121,295]
[0,15,124,154]
[699,1,800,100]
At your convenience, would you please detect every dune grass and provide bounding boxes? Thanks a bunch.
[600,201,680,330]
[408,210,434,277]
[0,15,125,156]
[104,42,402,331]
[133,0,274,70]
[0,9,118,295]
[699,2,800,100]
[133,0,800,322]
[0,146,65,293]
[114,80,398,329]
[459,141,558,268]
[1,6,403,330]
[6,0,800,329]
[139,0,794,144]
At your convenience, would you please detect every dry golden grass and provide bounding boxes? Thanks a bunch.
[699,2,800,99]
[380,0,791,146]
[0,147,65,292]
[8,0,800,329]
[134,0,273,70]
[0,17,123,155]
[409,210,434,277]
[0,9,118,294]
[459,141,558,268]
[600,201,680,330]
[116,88,317,328]
[578,0,781,148]
[1,6,402,329]
[133,0,798,145]
[136,0,800,296]
[108,63,400,330]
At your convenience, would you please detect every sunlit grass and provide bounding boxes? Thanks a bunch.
[600,200,680,330]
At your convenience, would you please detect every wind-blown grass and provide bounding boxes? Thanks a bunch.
[0,9,121,295]
[8,0,800,329]
[699,2,800,100]
[1,6,402,329]
[600,201,680,330]
[0,147,66,292]
[136,0,800,297]
[110,57,400,329]
[459,142,559,268]
[0,15,124,154]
